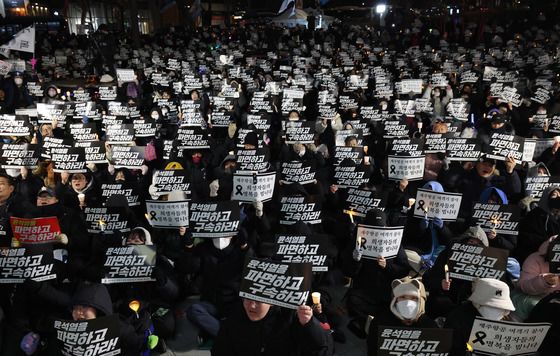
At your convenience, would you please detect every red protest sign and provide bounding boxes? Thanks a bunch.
[10,217,61,244]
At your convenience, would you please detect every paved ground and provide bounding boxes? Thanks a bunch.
[159,284,367,356]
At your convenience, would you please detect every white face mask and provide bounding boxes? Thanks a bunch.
[5,168,20,178]
[396,300,419,320]
[14,78,23,86]
[151,113,159,120]
[213,237,231,250]
[478,305,507,321]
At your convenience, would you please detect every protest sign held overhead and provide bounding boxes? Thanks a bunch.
[102,245,156,284]
[413,189,462,222]
[448,242,509,281]
[356,225,404,259]
[232,171,276,203]
[145,200,189,228]
[189,201,240,238]
[273,235,330,272]
[239,257,312,310]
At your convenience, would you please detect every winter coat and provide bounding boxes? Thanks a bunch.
[212,303,332,356]
[515,186,560,264]
[519,237,560,296]
[443,302,481,356]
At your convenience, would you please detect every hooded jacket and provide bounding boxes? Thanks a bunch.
[516,186,560,264]
[519,236,560,296]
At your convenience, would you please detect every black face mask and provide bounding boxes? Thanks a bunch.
[37,202,61,217]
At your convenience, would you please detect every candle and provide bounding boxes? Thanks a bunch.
[348,210,355,224]
[78,193,85,204]
[445,264,450,282]
[490,215,499,234]
[311,292,321,305]
[98,219,106,232]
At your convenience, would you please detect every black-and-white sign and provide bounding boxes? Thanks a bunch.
[273,235,329,272]
[343,188,386,218]
[548,239,560,273]
[105,124,135,144]
[111,146,145,169]
[51,147,87,173]
[152,170,191,196]
[334,164,371,188]
[280,161,316,185]
[189,201,240,238]
[446,138,482,161]
[239,258,312,310]
[334,146,364,165]
[387,155,425,181]
[486,133,524,164]
[99,86,118,101]
[235,148,269,173]
[133,119,157,137]
[413,189,463,221]
[279,196,322,225]
[146,200,189,228]
[54,315,121,356]
[524,176,560,198]
[102,245,156,284]
[0,143,40,169]
[468,318,550,356]
[378,327,453,356]
[0,115,32,136]
[101,182,141,206]
[448,242,509,281]
[75,141,107,164]
[356,225,404,259]
[472,203,520,236]
[285,121,315,144]
[84,207,131,234]
[0,247,56,283]
[176,127,210,149]
[232,172,276,202]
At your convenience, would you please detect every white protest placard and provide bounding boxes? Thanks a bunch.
[468,318,551,356]
[413,189,462,222]
[232,172,276,203]
[356,225,404,259]
[398,79,423,94]
[145,200,189,228]
[387,155,425,181]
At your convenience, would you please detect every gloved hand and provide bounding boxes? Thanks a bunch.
[352,247,363,262]
[20,332,40,356]
[253,201,264,218]
[86,163,97,172]
[209,179,220,197]
[432,218,444,229]
[56,233,69,245]
[147,334,159,350]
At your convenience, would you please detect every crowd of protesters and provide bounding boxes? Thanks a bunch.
[0,8,559,356]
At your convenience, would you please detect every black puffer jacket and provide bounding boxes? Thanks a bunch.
[212,303,332,356]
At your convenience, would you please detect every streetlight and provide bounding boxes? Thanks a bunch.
[375,4,387,27]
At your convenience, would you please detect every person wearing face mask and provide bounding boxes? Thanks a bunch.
[512,236,560,320]
[516,186,560,264]
[41,85,62,104]
[185,229,253,347]
[4,72,33,113]
[366,277,436,356]
[444,278,515,356]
